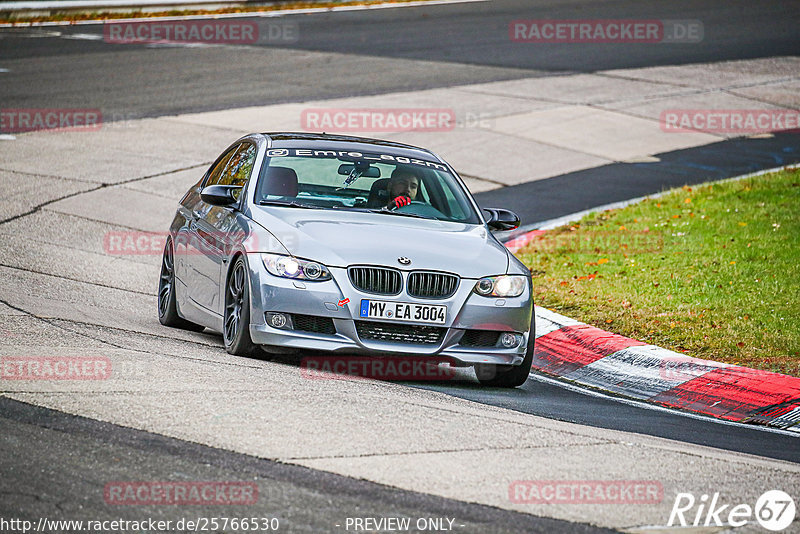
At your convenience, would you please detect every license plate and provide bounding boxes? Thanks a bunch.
[359,299,446,325]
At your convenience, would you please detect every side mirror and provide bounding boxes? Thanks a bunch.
[484,208,520,231]
[201,185,241,207]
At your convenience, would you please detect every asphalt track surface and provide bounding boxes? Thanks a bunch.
[477,132,800,224]
[1,0,799,118]
[0,397,610,534]
[2,0,800,531]
[415,374,800,465]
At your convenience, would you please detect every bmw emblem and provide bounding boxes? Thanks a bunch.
[398,257,411,265]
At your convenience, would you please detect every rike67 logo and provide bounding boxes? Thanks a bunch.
[668,490,795,531]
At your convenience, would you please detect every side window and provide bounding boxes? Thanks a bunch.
[217,143,257,189]
[417,178,429,204]
[439,179,465,219]
[204,145,239,187]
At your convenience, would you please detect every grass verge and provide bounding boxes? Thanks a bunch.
[1,0,424,24]
[517,167,800,377]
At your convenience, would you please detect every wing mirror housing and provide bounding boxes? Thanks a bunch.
[201,185,241,207]
[484,208,520,231]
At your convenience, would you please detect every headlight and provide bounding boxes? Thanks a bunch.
[473,275,527,297]
[262,254,331,281]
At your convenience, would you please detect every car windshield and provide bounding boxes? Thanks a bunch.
[254,149,481,224]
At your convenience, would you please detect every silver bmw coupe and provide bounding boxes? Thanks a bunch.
[158,133,534,387]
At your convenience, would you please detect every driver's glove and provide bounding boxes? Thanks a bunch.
[389,196,412,209]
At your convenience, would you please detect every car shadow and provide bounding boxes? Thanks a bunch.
[265,350,537,394]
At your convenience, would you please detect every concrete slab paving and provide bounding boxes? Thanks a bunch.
[0,345,257,396]
[46,316,228,356]
[0,302,26,316]
[0,119,233,183]
[294,86,561,123]
[46,185,179,232]
[0,316,109,349]
[121,165,206,201]
[603,56,800,90]
[0,265,227,349]
[384,128,610,186]
[0,232,154,294]
[728,78,800,110]
[598,90,790,139]
[459,74,688,105]
[0,293,219,355]
[0,265,161,335]
[167,103,305,135]
[0,211,156,267]
[171,87,560,140]
[0,315,612,462]
[0,169,97,222]
[489,105,721,162]
[294,441,800,531]
[3,387,609,461]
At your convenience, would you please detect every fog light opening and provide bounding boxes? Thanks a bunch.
[266,312,291,329]
[500,332,520,348]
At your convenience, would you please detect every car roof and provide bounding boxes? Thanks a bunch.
[261,132,444,164]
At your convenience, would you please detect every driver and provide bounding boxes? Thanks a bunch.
[386,167,419,209]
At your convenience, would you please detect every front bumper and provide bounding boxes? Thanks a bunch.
[246,255,533,366]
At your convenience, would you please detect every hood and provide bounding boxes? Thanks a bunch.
[249,206,510,279]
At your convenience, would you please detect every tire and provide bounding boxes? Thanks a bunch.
[158,239,206,332]
[475,313,535,388]
[223,256,263,357]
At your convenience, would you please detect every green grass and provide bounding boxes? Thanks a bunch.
[1,0,425,23]
[517,167,800,376]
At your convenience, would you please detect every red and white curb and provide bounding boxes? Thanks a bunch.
[512,165,800,431]
[504,229,546,255]
[530,307,800,431]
